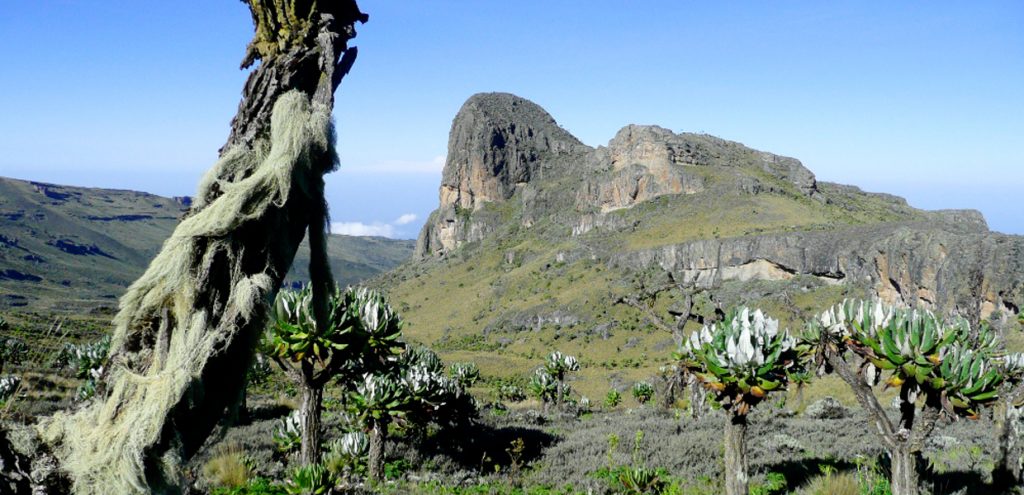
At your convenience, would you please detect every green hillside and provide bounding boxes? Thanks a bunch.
[377,93,1024,401]
[0,177,414,313]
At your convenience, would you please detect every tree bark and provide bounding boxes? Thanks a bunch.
[368,417,387,482]
[724,413,748,495]
[299,382,324,466]
[890,445,918,495]
[995,402,1023,489]
[26,2,368,494]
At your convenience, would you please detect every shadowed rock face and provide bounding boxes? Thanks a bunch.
[438,92,587,211]
[414,92,1023,318]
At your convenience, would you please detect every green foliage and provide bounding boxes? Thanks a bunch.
[544,351,580,379]
[270,286,351,364]
[529,369,558,404]
[348,373,407,423]
[677,307,803,415]
[284,463,334,495]
[604,389,622,408]
[632,381,655,405]
[323,432,368,479]
[495,383,527,402]
[0,337,28,372]
[0,375,20,403]
[54,334,110,400]
[814,299,1011,417]
[211,477,287,495]
[273,411,302,453]
[450,362,481,389]
[384,459,413,480]
[750,472,787,495]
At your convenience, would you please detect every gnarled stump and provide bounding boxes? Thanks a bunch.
[0,2,368,493]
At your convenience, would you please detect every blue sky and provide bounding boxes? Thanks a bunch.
[1,2,1021,238]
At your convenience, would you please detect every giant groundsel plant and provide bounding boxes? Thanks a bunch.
[810,299,1016,495]
[677,307,804,495]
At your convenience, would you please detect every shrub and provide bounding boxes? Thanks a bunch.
[604,389,622,409]
[324,432,368,479]
[0,337,28,373]
[530,352,580,412]
[56,334,110,400]
[449,362,480,389]
[284,463,334,495]
[273,411,302,453]
[631,382,655,405]
[495,383,527,403]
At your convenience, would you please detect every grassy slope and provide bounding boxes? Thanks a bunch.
[0,176,414,313]
[381,165,994,402]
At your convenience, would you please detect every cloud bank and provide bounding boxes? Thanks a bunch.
[330,214,421,238]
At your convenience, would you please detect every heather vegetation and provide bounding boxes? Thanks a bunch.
[3,297,1024,494]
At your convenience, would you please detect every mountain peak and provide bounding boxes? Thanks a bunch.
[439,93,586,212]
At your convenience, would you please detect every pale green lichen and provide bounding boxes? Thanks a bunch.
[40,90,333,495]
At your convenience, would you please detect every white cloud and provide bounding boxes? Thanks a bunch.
[394,213,418,225]
[330,222,396,238]
[339,155,446,175]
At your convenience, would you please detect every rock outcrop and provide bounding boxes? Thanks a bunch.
[610,221,1024,319]
[418,94,821,257]
[417,93,588,256]
[413,92,1023,319]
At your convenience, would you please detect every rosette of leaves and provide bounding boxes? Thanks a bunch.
[349,373,408,423]
[822,299,1003,417]
[544,351,580,377]
[272,286,350,363]
[284,463,334,495]
[350,287,405,359]
[529,368,558,408]
[449,362,480,389]
[338,431,370,458]
[677,307,801,416]
[0,375,20,403]
[65,335,110,400]
[811,299,1012,495]
[677,307,801,495]
[496,384,526,402]
[604,389,622,408]
[0,337,27,373]
[324,432,369,479]
[273,411,303,453]
[579,396,592,413]
[631,381,655,405]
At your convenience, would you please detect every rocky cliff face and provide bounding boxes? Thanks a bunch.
[416,93,589,256]
[413,92,1023,319]
[610,221,1023,320]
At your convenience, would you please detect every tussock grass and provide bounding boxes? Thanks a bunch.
[202,443,253,489]
[796,471,860,495]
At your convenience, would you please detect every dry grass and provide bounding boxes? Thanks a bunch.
[202,443,253,489]
[795,470,860,495]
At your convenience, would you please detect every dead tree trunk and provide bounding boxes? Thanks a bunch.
[10,2,368,494]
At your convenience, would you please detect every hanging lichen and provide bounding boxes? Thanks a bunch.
[40,90,334,495]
